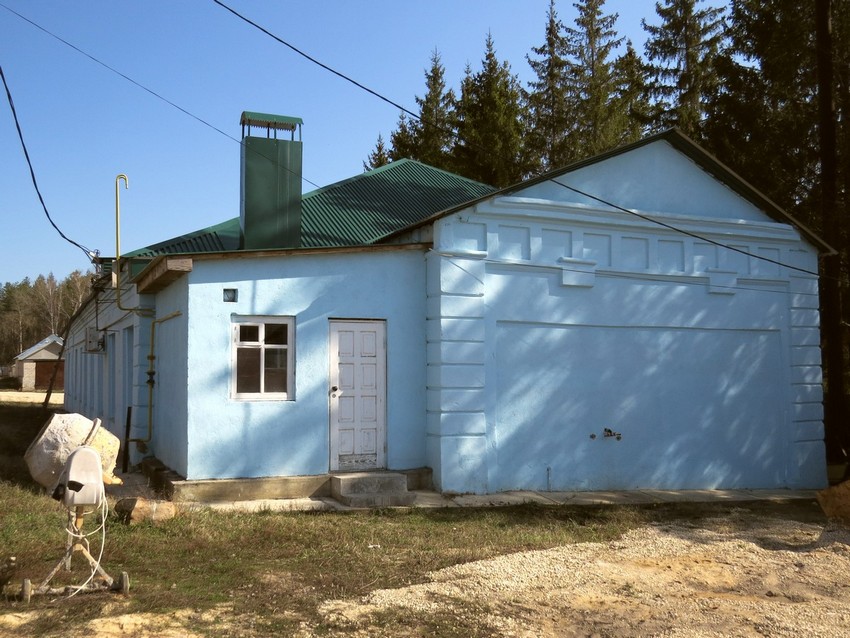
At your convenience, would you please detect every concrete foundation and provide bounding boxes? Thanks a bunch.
[139,457,432,504]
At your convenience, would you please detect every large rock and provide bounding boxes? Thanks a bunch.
[816,480,850,525]
[24,413,121,489]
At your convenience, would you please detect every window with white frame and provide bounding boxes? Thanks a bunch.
[231,316,294,399]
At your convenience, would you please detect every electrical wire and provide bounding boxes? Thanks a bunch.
[549,179,822,278]
[210,1,828,282]
[63,484,108,599]
[0,2,320,190]
[0,64,95,262]
[2,2,827,284]
[212,0,421,124]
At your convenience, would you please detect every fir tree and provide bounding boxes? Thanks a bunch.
[363,133,391,171]
[409,49,456,170]
[702,0,820,217]
[563,0,625,158]
[388,113,416,161]
[611,40,654,144]
[699,0,849,460]
[453,33,528,187]
[642,0,726,136]
[525,0,572,173]
[384,51,455,170]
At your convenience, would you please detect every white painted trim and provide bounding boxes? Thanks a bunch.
[328,319,387,472]
[474,197,801,244]
[230,315,295,401]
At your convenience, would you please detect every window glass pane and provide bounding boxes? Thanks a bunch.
[239,325,260,343]
[264,348,288,393]
[236,347,261,393]
[265,323,288,345]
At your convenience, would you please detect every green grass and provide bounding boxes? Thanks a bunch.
[0,402,827,637]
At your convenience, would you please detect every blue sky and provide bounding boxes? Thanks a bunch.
[0,0,720,285]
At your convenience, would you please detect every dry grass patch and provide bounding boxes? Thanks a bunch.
[0,401,830,637]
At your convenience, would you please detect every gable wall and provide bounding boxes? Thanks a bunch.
[20,342,63,361]
[520,141,776,222]
[426,195,825,493]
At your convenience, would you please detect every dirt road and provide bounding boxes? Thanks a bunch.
[0,391,63,406]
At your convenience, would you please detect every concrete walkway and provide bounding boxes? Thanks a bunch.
[197,488,820,513]
[106,470,819,513]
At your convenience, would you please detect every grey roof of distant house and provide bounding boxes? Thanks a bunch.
[15,334,63,361]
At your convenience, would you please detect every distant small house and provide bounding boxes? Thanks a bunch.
[14,334,64,391]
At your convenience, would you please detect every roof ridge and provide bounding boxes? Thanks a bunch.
[15,334,63,360]
[393,158,494,189]
[301,160,412,200]
[303,159,491,200]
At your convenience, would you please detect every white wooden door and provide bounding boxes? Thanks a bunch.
[329,320,386,471]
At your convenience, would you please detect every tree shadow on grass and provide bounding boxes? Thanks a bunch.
[0,402,57,488]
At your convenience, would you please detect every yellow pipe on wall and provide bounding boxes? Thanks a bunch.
[112,174,152,316]
[113,174,134,312]
[128,310,182,447]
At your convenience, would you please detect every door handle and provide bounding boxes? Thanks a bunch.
[331,386,339,393]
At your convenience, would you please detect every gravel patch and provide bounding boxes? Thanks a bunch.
[312,513,850,637]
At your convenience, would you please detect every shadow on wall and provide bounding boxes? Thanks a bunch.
[487,271,792,493]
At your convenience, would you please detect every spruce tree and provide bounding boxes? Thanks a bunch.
[409,50,456,170]
[702,0,819,217]
[700,0,849,462]
[453,33,527,187]
[642,0,726,136]
[388,113,417,161]
[611,41,654,144]
[363,133,391,171]
[563,0,625,158]
[384,51,455,170]
[526,0,572,173]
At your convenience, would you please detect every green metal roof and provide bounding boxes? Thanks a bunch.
[301,160,493,247]
[125,218,241,258]
[125,160,494,258]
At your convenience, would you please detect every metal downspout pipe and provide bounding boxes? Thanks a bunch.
[127,310,182,450]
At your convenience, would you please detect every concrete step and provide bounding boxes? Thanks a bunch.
[331,472,408,496]
[339,491,417,508]
[330,472,413,507]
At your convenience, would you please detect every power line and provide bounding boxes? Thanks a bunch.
[1,64,95,261]
[212,0,824,281]
[4,1,830,284]
[212,0,421,124]
[550,179,821,278]
[0,1,320,190]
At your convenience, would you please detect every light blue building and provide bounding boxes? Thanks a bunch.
[64,113,831,494]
